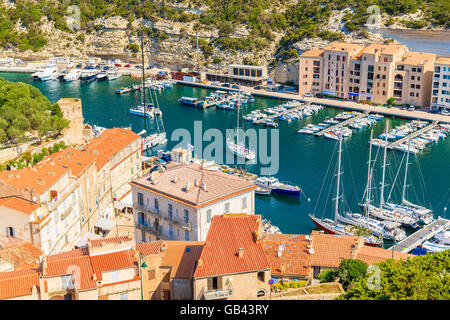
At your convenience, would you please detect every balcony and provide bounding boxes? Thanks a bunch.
[163,215,192,231]
[134,204,162,219]
[203,287,234,300]
[136,218,162,237]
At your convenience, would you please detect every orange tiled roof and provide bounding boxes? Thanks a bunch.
[0,160,69,195]
[85,128,140,170]
[0,242,42,270]
[309,232,358,268]
[0,196,39,214]
[356,245,412,265]
[0,268,40,299]
[436,57,450,65]
[161,241,204,279]
[137,241,163,256]
[398,51,436,66]
[194,215,270,278]
[44,147,96,178]
[325,42,363,54]
[90,249,138,280]
[131,163,256,207]
[89,236,133,248]
[300,48,324,58]
[262,234,311,277]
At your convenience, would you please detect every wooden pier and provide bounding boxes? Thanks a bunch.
[386,120,439,149]
[314,111,369,136]
[252,104,308,124]
[390,217,450,253]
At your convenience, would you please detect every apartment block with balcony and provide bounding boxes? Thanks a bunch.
[430,57,450,111]
[85,128,142,220]
[321,42,363,99]
[348,43,408,103]
[193,214,271,300]
[0,159,83,255]
[394,51,436,107]
[130,163,256,243]
[298,48,324,95]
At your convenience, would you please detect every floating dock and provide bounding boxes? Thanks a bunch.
[386,120,439,149]
[390,217,450,253]
[314,111,369,136]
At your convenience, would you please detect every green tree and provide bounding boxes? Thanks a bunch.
[337,259,368,290]
[317,269,338,283]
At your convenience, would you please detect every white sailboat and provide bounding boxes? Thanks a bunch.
[226,93,256,160]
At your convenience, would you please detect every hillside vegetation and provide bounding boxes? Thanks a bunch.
[0,77,69,144]
[0,0,448,59]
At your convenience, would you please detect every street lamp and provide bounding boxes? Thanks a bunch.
[139,255,148,300]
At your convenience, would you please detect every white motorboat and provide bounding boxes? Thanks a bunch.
[64,69,81,81]
[255,176,301,197]
[38,65,59,81]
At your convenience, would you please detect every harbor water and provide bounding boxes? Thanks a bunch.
[1,72,449,236]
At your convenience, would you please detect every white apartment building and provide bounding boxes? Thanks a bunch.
[430,57,450,111]
[130,163,256,242]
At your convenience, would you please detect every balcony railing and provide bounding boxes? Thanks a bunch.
[163,215,192,231]
[134,204,162,219]
[203,287,234,300]
[136,218,162,236]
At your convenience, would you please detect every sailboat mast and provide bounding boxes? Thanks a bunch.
[334,135,343,222]
[379,121,389,208]
[402,138,411,202]
[366,130,374,209]
[236,93,240,145]
[140,25,146,130]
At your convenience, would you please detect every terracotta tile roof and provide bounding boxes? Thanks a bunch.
[45,249,97,291]
[137,241,163,256]
[89,236,133,248]
[356,246,412,265]
[85,128,140,170]
[160,241,204,279]
[0,196,39,215]
[398,51,436,66]
[0,242,42,270]
[44,147,96,178]
[0,268,40,299]
[436,57,450,65]
[0,160,69,195]
[262,234,311,277]
[131,163,256,207]
[300,48,324,58]
[98,295,108,300]
[194,215,270,278]
[325,42,363,54]
[309,232,358,268]
[90,249,138,280]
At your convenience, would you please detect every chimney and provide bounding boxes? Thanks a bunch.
[50,159,55,166]
[194,178,200,186]
[40,256,48,276]
[197,259,203,267]
[172,176,178,183]
[201,182,207,191]
[350,241,359,260]
[280,263,286,274]
[238,248,244,258]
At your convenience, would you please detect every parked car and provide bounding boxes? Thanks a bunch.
[254,85,263,90]
[441,109,449,116]
[429,109,439,114]
[114,63,122,67]
[211,81,220,86]
[231,84,240,89]
[221,83,230,88]
[315,93,324,98]
[303,92,313,97]
[124,64,130,67]
[407,105,415,111]
[154,158,167,166]
[135,65,143,69]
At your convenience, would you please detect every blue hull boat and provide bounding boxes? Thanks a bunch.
[272,188,301,197]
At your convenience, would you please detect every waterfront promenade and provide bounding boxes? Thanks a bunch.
[175,80,450,124]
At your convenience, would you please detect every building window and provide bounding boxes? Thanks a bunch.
[208,277,218,290]
[148,269,156,280]
[154,198,159,212]
[138,192,144,206]
[120,293,128,300]
[257,290,266,297]
[207,210,212,223]
[184,209,189,223]
[5,227,15,237]
[62,275,73,289]
[184,230,189,241]
[224,203,230,213]
[112,271,119,282]
[169,224,174,239]
[142,231,145,242]
[242,197,247,209]
[257,272,265,282]
[168,204,173,218]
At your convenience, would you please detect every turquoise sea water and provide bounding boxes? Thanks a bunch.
[1,72,449,235]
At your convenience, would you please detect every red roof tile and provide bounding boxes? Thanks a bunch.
[90,249,138,280]
[44,147,96,178]
[0,268,40,299]
[0,242,42,270]
[0,197,39,215]
[85,128,140,170]
[89,236,133,248]
[161,241,204,279]
[136,241,163,256]
[194,215,270,278]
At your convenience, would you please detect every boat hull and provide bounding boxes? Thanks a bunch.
[272,188,301,197]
